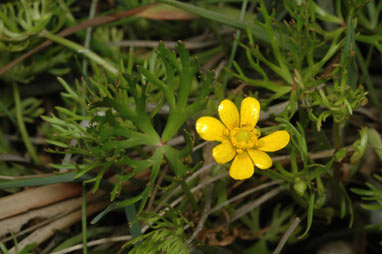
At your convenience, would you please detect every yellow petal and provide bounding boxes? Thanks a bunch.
[195,116,228,141]
[247,149,272,169]
[240,97,260,129]
[229,152,254,180]
[213,141,236,164]
[257,130,290,152]
[218,99,239,130]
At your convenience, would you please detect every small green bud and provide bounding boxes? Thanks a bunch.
[293,178,307,196]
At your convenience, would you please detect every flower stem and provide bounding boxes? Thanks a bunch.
[40,30,118,75]
[12,83,41,165]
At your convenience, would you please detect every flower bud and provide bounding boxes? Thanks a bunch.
[293,178,307,196]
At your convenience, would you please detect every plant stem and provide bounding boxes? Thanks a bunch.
[82,183,88,254]
[222,0,248,89]
[12,83,40,165]
[333,122,342,148]
[82,0,98,76]
[40,30,118,75]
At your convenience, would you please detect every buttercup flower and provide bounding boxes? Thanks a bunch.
[195,97,290,180]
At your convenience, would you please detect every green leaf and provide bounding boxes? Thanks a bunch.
[360,203,382,210]
[0,242,8,254]
[45,139,68,148]
[159,0,271,44]
[138,149,164,214]
[368,128,382,161]
[19,243,37,254]
[0,173,90,189]
[118,193,145,207]
[350,188,374,196]
[298,193,315,239]
[75,162,105,179]
[91,191,146,224]
[351,127,368,164]
[125,204,142,239]
[244,240,269,254]
[311,1,343,24]
[91,202,120,224]
[57,77,81,102]
[339,183,354,227]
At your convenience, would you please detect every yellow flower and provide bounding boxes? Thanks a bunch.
[195,97,290,180]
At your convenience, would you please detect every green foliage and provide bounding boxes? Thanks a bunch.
[0,239,37,254]
[351,174,382,212]
[368,128,382,161]
[1,0,382,253]
[0,47,72,83]
[235,0,369,131]
[42,42,213,217]
[123,208,192,254]
[0,0,68,52]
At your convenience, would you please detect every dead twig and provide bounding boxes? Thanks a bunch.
[188,184,214,244]
[232,186,285,222]
[209,179,284,214]
[51,235,132,254]
[170,171,228,209]
[273,217,301,254]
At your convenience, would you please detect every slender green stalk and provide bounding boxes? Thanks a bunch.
[222,0,248,89]
[0,241,9,254]
[12,83,40,165]
[82,0,99,75]
[333,123,342,149]
[40,30,118,75]
[81,183,88,254]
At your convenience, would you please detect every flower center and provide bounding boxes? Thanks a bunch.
[230,127,258,150]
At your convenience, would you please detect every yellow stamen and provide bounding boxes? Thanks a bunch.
[230,127,258,149]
